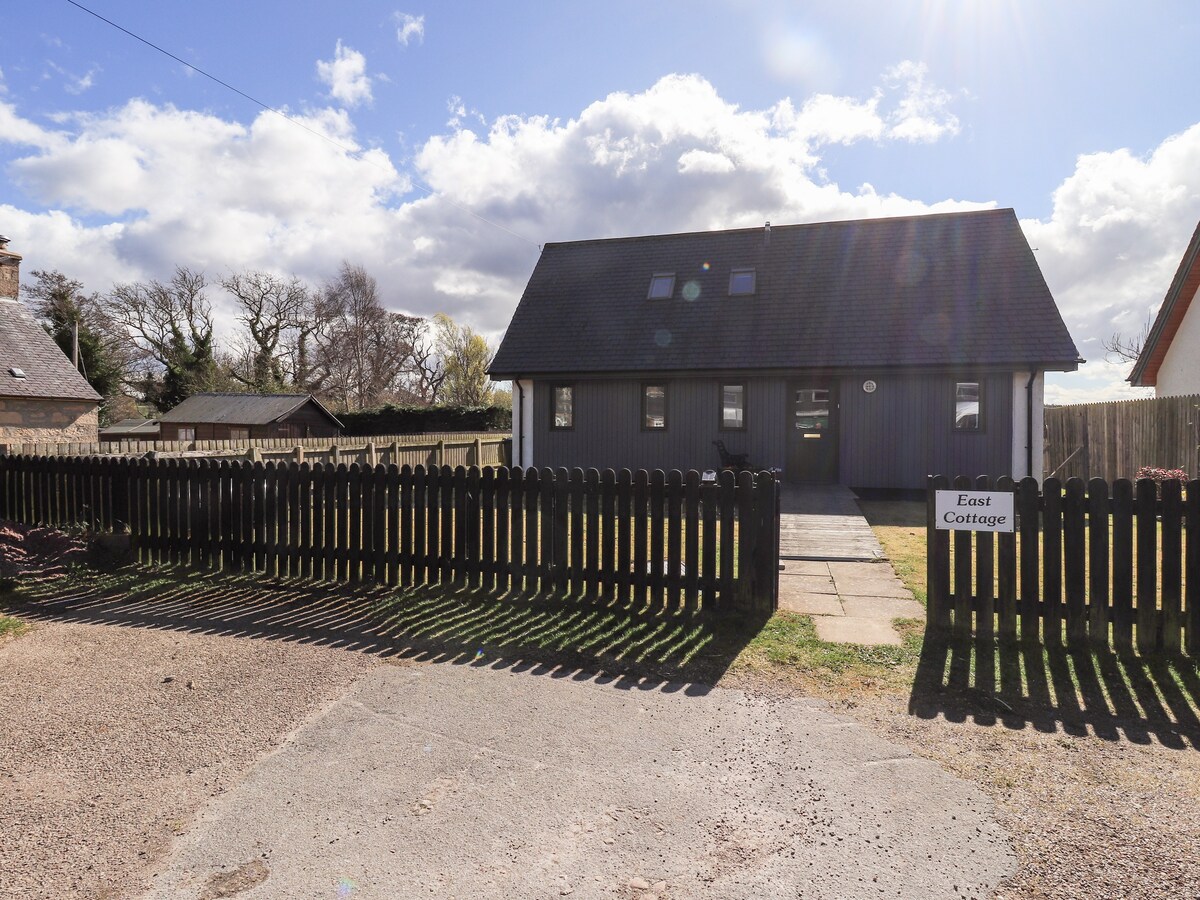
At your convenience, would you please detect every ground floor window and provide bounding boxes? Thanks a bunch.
[229,426,250,441]
[642,383,667,430]
[551,384,574,429]
[954,381,982,431]
[720,383,745,430]
[177,426,195,442]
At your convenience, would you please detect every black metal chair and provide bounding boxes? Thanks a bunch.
[712,440,750,470]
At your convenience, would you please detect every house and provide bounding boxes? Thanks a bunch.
[157,393,342,442]
[0,236,102,446]
[99,418,161,443]
[489,209,1082,490]
[1128,219,1200,396]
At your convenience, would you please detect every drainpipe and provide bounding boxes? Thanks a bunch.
[515,378,525,468]
[1025,368,1036,479]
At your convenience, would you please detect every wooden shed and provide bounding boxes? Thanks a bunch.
[157,393,342,442]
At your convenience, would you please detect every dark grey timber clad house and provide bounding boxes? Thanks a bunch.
[489,209,1082,489]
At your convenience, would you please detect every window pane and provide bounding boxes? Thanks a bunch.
[729,269,756,295]
[643,384,666,429]
[553,385,573,428]
[793,388,829,432]
[179,427,195,442]
[722,384,745,429]
[647,274,675,299]
[954,382,981,431]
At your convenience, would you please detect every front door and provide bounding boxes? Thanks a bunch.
[786,382,838,483]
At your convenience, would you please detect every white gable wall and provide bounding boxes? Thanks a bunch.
[1011,370,1044,481]
[1156,283,1200,397]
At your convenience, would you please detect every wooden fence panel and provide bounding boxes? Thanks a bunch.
[928,473,1196,657]
[1045,393,1200,482]
[0,456,777,618]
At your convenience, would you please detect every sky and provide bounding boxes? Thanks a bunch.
[3,0,1200,403]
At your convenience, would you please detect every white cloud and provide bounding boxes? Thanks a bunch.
[1026,123,1200,402]
[4,66,1199,398]
[882,61,961,142]
[395,12,425,46]
[316,41,373,108]
[47,61,98,95]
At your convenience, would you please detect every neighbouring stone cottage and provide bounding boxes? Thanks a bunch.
[0,236,101,447]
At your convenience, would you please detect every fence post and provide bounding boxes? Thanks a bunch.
[390,441,399,467]
[926,475,951,634]
[1135,478,1159,654]
[436,440,445,468]
[366,441,377,467]
[294,445,304,464]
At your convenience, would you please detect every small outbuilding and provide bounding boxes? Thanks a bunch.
[99,418,161,443]
[157,393,342,442]
[490,209,1082,489]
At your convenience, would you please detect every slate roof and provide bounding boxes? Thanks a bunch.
[0,298,102,402]
[158,393,343,427]
[100,418,160,437]
[1129,219,1200,387]
[490,208,1082,377]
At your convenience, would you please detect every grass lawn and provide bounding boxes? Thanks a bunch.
[0,612,28,641]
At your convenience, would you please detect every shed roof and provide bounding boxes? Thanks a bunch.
[158,393,343,427]
[0,298,102,402]
[101,418,160,437]
[490,208,1082,377]
[1129,219,1200,387]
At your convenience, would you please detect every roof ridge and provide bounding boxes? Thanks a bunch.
[542,207,1013,249]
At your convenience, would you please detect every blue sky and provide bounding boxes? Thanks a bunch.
[3,0,1200,402]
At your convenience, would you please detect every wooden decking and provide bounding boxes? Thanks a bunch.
[778,484,884,561]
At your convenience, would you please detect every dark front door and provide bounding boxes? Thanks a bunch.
[786,382,838,483]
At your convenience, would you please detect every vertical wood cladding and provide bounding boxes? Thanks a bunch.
[837,373,1013,489]
[535,378,787,474]
[532,372,1013,490]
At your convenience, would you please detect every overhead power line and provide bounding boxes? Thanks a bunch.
[64,0,540,250]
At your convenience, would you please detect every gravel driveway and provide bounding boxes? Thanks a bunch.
[1,618,1015,900]
[0,621,377,900]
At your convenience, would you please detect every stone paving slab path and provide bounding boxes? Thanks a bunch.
[778,559,922,646]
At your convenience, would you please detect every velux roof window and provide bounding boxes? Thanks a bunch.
[647,273,675,300]
[729,268,756,296]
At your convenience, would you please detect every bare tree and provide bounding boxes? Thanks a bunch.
[221,270,311,392]
[407,319,446,405]
[107,267,221,409]
[1103,312,1155,365]
[434,313,495,406]
[310,263,422,411]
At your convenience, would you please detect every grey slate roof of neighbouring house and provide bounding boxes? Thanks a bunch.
[489,208,1083,377]
[158,393,344,427]
[0,298,102,402]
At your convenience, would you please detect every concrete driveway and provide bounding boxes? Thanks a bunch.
[143,661,1013,900]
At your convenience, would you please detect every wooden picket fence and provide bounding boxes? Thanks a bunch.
[0,455,780,615]
[927,474,1200,656]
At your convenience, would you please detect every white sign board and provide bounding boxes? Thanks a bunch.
[934,490,1015,533]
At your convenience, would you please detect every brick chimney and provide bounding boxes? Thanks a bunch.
[0,235,20,301]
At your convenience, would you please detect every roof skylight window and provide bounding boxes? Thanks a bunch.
[729,268,756,296]
[9,367,26,378]
[647,273,676,299]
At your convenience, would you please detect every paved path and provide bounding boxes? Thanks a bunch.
[779,559,923,646]
[776,485,919,646]
[141,662,1012,900]
[778,485,883,561]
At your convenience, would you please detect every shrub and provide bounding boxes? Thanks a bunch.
[1135,465,1189,484]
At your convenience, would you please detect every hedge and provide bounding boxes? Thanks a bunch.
[339,404,511,436]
